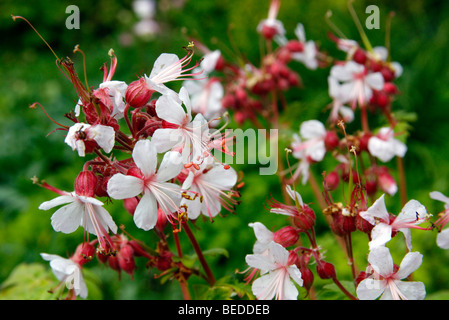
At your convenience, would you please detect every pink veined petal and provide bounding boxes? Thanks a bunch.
[150,181,182,216]
[395,251,423,280]
[92,204,118,235]
[149,53,181,82]
[281,271,300,300]
[360,194,390,225]
[200,194,221,218]
[151,128,183,153]
[107,173,143,199]
[369,223,393,249]
[156,151,183,182]
[133,192,158,231]
[133,139,158,177]
[251,271,279,300]
[50,201,84,234]
[155,94,188,125]
[39,194,75,211]
[357,278,387,300]
[394,199,427,227]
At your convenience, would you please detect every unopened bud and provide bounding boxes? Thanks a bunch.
[324,131,339,151]
[72,242,96,266]
[316,260,336,279]
[324,171,339,191]
[273,226,299,248]
[118,244,136,276]
[378,171,398,196]
[125,78,154,108]
[123,197,139,215]
[352,48,367,65]
[75,170,98,198]
[293,205,316,232]
[300,266,314,292]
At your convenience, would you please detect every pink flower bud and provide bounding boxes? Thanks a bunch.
[273,226,299,247]
[125,78,154,108]
[300,266,314,292]
[123,197,139,215]
[378,171,398,196]
[286,40,304,53]
[352,48,367,64]
[75,170,98,197]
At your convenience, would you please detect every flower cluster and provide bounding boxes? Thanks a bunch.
[28,38,240,299]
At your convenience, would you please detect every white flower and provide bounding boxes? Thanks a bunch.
[151,87,213,166]
[360,194,428,250]
[249,222,274,254]
[257,0,285,38]
[180,159,238,220]
[41,253,88,299]
[183,77,224,124]
[107,139,183,231]
[330,61,384,108]
[290,120,327,184]
[38,191,117,252]
[99,80,128,119]
[356,246,425,300]
[64,122,115,157]
[328,76,354,123]
[368,127,407,162]
[291,23,318,70]
[429,191,449,249]
[245,241,303,300]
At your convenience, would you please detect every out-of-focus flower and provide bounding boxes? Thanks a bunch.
[360,194,428,250]
[429,191,449,249]
[367,127,407,162]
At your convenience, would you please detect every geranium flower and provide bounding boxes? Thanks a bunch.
[41,253,88,299]
[151,87,213,166]
[330,60,384,108]
[356,246,426,300]
[368,127,407,162]
[257,0,285,39]
[38,190,118,254]
[245,241,303,300]
[249,222,274,254]
[429,191,449,249]
[360,194,428,250]
[98,80,128,119]
[180,158,238,220]
[64,122,115,157]
[107,139,184,231]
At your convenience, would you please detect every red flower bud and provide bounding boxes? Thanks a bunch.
[316,261,336,279]
[75,170,98,198]
[286,40,304,53]
[292,205,316,232]
[125,78,154,108]
[300,266,314,292]
[123,197,139,215]
[324,171,339,191]
[118,244,136,277]
[273,226,299,248]
[324,131,339,151]
[72,242,96,266]
[352,48,367,65]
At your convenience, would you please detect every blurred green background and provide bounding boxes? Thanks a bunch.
[1,0,449,299]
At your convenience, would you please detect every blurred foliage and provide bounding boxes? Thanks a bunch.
[1,0,449,300]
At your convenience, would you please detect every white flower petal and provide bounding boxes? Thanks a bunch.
[39,195,75,211]
[300,120,326,140]
[395,251,423,280]
[437,228,449,249]
[394,281,426,300]
[155,93,187,125]
[107,173,143,199]
[369,223,393,249]
[133,192,158,231]
[357,278,386,300]
[156,151,183,182]
[368,246,394,276]
[360,194,389,225]
[50,201,84,234]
